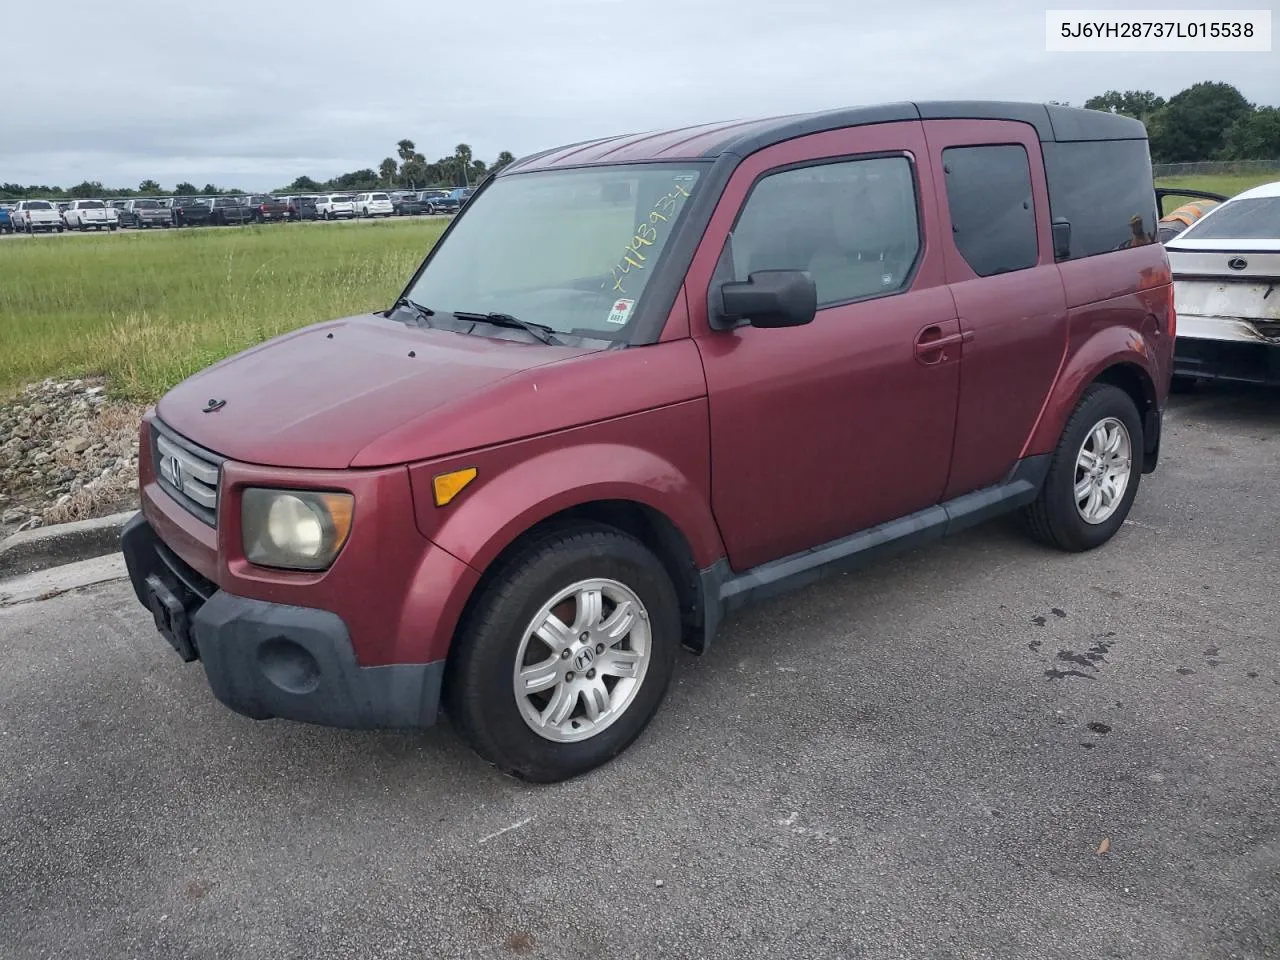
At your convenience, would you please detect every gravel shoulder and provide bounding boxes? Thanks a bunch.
[1,385,1277,960]
[0,379,142,537]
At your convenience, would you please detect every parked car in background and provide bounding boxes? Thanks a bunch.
[205,196,256,226]
[63,198,119,231]
[55,201,72,228]
[418,189,459,214]
[391,192,429,216]
[121,101,1172,783]
[0,204,13,234]
[244,195,287,222]
[13,200,63,233]
[1167,181,1280,387]
[121,198,172,229]
[282,195,319,221]
[354,192,394,218]
[450,186,476,208]
[316,194,355,220]
[165,196,213,227]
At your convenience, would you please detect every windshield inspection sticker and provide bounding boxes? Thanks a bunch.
[607,298,635,325]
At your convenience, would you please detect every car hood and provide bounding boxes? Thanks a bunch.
[156,314,595,469]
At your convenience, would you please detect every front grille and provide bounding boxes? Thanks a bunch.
[152,421,223,526]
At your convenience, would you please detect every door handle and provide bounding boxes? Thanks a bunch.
[914,327,972,364]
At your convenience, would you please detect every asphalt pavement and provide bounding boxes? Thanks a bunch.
[1,385,1277,960]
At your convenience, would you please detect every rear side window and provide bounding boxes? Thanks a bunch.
[1043,139,1158,259]
[728,156,921,308]
[942,145,1038,277]
[1178,196,1280,241]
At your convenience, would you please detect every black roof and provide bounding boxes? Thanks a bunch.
[501,101,1147,175]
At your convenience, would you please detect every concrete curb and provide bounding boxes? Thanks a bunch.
[0,510,135,580]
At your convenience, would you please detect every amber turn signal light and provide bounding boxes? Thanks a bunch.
[432,467,477,506]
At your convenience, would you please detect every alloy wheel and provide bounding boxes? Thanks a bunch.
[512,578,652,743]
[1074,416,1132,524]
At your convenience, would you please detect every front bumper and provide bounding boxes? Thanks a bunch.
[120,513,444,729]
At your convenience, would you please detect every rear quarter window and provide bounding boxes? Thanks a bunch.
[1043,139,1158,259]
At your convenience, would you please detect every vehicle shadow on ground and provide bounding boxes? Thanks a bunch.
[1169,381,1280,430]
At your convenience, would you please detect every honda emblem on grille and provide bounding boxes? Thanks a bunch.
[203,397,226,413]
[1227,257,1248,271]
[159,453,184,488]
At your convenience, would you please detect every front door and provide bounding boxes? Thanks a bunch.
[687,122,963,572]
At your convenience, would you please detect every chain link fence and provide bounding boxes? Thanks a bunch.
[1153,159,1280,178]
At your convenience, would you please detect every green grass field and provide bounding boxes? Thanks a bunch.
[1154,173,1274,203]
[0,219,447,400]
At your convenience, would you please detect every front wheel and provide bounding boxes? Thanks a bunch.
[1020,384,1143,552]
[445,526,680,782]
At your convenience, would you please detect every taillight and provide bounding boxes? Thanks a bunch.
[1166,283,1176,339]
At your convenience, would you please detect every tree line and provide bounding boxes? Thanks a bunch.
[0,140,515,201]
[1083,82,1278,163]
[6,85,1275,202]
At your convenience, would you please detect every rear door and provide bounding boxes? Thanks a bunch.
[921,120,1068,499]
[689,121,962,571]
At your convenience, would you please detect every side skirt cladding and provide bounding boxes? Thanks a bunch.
[690,455,1051,653]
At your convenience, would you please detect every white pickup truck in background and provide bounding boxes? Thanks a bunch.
[63,199,119,231]
[12,200,63,233]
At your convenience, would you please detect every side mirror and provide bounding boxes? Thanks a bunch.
[1052,218,1072,261]
[719,270,817,329]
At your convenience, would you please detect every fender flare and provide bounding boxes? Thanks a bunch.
[1024,326,1160,459]
[417,442,726,580]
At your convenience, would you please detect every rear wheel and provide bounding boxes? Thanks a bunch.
[445,526,680,782]
[1020,384,1143,552]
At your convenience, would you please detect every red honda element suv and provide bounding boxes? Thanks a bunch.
[122,101,1174,781]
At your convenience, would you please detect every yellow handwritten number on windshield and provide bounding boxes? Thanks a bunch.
[608,181,691,295]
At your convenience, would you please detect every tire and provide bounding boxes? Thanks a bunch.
[445,525,680,783]
[1020,383,1144,553]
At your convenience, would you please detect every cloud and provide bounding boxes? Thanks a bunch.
[1,0,1275,189]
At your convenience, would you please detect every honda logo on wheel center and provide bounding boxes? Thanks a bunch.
[572,647,595,672]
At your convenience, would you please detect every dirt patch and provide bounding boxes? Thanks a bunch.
[0,379,143,538]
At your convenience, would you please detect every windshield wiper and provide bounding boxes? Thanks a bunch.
[451,311,562,345]
[387,296,436,327]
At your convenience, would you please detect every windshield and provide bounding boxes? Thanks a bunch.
[371,193,389,201]
[330,195,353,203]
[405,164,702,338]
[27,201,52,210]
[135,200,159,209]
[1179,196,1280,241]
[79,200,104,209]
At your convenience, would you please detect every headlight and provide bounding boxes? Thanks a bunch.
[241,488,354,571]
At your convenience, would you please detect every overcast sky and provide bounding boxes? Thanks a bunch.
[2,0,1275,190]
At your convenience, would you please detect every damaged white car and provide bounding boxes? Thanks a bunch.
[1168,181,1280,387]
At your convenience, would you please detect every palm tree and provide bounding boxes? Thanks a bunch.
[379,157,398,186]
[396,139,416,163]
